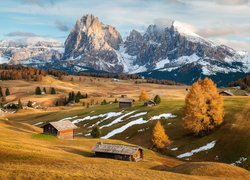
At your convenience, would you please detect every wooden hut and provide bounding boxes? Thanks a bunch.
[144,100,156,107]
[219,90,234,96]
[92,143,143,162]
[118,98,133,108]
[41,120,78,140]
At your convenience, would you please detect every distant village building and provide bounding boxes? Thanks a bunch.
[144,100,156,107]
[92,143,143,162]
[118,98,134,108]
[245,93,250,96]
[219,90,234,96]
[41,120,78,140]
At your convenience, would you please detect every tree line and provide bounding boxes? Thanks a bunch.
[0,65,67,81]
[228,76,250,90]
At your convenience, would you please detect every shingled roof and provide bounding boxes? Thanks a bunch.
[43,120,78,131]
[118,98,133,103]
[219,90,234,96]
[92,143,142,155]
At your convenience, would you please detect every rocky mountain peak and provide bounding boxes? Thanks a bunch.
[64,14,122,60]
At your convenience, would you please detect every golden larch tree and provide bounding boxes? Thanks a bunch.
[152,121,170,149]
[183,78,224,136]
[139,90,150,101]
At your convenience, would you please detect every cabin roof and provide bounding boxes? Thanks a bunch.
[118,98,133,103]
[92,143,142,155]
[219,90,234,96]
[42,120,78,131]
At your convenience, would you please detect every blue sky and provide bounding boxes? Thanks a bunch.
[1,0,250,51]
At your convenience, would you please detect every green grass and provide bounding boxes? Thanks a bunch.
[6,97,250,170]
[32,134,56,140]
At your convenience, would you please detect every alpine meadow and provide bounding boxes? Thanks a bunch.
[0,0,250,179]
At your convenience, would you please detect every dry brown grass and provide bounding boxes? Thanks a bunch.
[0,118,249,179]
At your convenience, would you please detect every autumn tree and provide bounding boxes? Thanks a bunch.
[91,125,101,138]
[5,88,10,96]
[139,90,150,101]
[50,87,56,94]
[43,87,47,94]
[183,78,224,136]
[0,87,3,97]
[154,95,161,104]
[35,87,42,95]
[152,121,170,149]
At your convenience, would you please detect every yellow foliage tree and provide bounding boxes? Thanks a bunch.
[183,78,224,136]
[152,121,170,149]
[139,90,150,101]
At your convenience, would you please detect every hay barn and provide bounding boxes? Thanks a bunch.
[118,98,133,108]
[92,143,143,162]
[41,120,77,140]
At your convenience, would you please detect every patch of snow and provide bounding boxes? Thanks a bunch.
[33,122,44,126]
[231,157,248,166]
[72,111,123,124]
[88,111,124,129]
[149,113,176,120]
[155,58,170,70]
[177,141,216,158]
[171,147,178,151]
[100,111,136,129]
[102,113,176,139]
[102,118,147,139]
[129,112,147,119]
[117,45,148,74]
[138,128,145,132]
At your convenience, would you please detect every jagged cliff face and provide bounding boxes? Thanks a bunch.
[63,15,249,76]
[64,14,124,72]
[124,22,236,68]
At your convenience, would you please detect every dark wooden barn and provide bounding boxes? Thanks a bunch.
[92,143,143,162]
[144,100,156,107]
[41,120,78,140]
[219,90,234,96]
[118,98,133,108]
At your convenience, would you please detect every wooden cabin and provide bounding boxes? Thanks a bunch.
[92,143,143,162]
[219,90,234,96]
[118,98,133,108]
[144,100,156,107]
[41,120,78,140]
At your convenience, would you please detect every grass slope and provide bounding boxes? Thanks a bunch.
[0,118,249,179]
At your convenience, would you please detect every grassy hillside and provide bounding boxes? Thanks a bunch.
[1,75,250,178]
[0,118,249,179]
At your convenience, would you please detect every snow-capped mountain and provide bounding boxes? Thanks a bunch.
[62,14,250,78]
[0,38,63,65]
[1,14,249,85]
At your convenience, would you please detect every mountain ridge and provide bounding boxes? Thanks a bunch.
[0,14,250,85]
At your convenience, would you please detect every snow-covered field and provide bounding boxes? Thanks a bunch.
[177,141,216,158]
[67,111,176,139]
